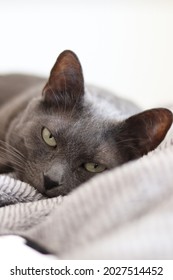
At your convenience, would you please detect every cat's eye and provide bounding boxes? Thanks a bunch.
[83,163,106,173]
[42,127,57,147]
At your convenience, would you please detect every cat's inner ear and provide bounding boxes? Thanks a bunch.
[117,108,172,159]
[42,50,84,108]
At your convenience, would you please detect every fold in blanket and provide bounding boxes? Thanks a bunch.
[0,175,45,207]
[0,124,173,259]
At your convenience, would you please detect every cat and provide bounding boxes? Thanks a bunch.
[0,50,172,197]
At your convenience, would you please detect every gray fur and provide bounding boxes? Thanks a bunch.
[0,50,172,197]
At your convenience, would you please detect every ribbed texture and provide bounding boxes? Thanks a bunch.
[0,124,173,259]
[0,176,44,206]
[0,197,63,231]
[25,145,173,259]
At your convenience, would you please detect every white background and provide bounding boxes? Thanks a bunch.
[0,0,173,108]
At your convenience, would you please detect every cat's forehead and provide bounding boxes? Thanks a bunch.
[30,93,116,140]
[47,109,106,137]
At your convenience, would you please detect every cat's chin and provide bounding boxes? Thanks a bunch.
[43,185,68,197]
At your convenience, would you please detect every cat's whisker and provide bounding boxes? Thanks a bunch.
[0,152,24,173]
[0,150,24,167]
[0,139,25,159]
[0,140,25,172]
[0,146,25,164]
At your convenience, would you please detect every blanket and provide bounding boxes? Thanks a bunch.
[0,122,173,259]
[0,175,44,207]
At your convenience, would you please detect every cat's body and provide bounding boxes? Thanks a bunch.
[0,50,172,197]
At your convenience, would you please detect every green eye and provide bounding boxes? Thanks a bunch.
[42,127,57,147]
[84,163,106,173]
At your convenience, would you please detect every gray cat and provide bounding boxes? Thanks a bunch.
[0,50,172,197]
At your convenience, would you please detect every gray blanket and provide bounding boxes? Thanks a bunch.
[0,124,173,259]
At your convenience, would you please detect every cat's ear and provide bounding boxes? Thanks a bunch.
[42,50,84,108]
[117,108,172,159]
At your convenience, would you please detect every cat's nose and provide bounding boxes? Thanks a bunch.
[43,165,64,190]
[44,175,62,190]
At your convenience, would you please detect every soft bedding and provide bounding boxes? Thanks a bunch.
[0,175,44,207]
[0,118,173,259]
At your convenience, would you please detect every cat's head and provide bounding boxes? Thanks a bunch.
[6,50,173,197]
